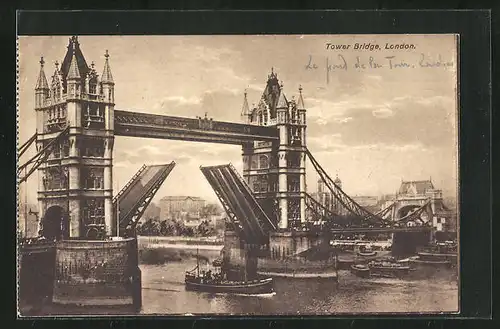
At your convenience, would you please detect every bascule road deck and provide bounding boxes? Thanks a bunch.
[114,110,279,145]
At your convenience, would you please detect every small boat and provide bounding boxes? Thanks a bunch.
[351,264,370,278]
[409,257,451,267]
[185,249,274,295]
[368,260,411,278]
[357,245,377,257]
[415,242,457,266]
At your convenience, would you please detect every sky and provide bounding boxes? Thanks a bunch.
[18,35,458,205]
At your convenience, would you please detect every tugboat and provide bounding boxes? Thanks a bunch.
[410,241,457,267]
[357,244,377,257]
[185,250,274,294]
[350,263,371,278]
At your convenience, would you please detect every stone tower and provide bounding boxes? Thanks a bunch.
[241,70,307,229]
[35,36,115,239]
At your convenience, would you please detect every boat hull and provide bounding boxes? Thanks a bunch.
[185,278,274,294]
[370,266,411,278]
[357,251,377,257]
[410,258,452,267]
[350,265,370,278]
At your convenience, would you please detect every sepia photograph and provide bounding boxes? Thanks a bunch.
[17,34,459,316]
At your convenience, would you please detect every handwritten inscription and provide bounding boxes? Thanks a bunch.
[305,54,454,83]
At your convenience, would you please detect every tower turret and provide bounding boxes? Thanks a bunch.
[101,50,115,104]
[66,48,81,98]
[35,57,49,109]
[241,89,250,123]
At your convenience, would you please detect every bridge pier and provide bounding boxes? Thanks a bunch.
[223,229,336,276]
[392,231,432,256]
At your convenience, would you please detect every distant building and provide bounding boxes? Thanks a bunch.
[398,179,435,196]
[311,175,345,215]
[159,196,206,219]
[395,179,456,234]
[351,195,380,214]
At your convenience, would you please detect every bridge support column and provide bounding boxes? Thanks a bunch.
[278,198,288,229]
[103,164,113,236]
[104,168,113,236]
[68,199,80,238]
[300,171,306,223]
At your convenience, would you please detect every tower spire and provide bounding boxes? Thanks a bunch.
[297,85,305,110]
[101,49,114,84]
[67,48,81,80]
[241,89,250,122]
[35,56,49,90]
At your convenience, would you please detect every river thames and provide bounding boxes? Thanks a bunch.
[138,259,458,315]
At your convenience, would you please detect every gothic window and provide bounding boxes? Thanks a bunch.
[291,107,297,123]
[287,174,300,192]
[259,176,268,192]
[83,104,105,129]
[287,199,301,222]
[81,167,105,189]
[61,140,70,157]
[83,199,105,226]
[81,138,105,157]
[52,144,61,159]
[289,127,302,146]
[259,155,269,169]
[89,83,97,94]
[46,105,67,132]
[287,152,301,168]
[251,156,258,169]
[43,167,68,190]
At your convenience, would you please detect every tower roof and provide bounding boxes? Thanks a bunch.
[334,174,342,184]
[276,88,288,109]
[67,48,81,80]
[61,36,89,84]
[297,85,306,110]
[398,180,434,195]
[241,90,250,118]
[101,50,114,84]
[35,57,49,90]
[260,68,286,116]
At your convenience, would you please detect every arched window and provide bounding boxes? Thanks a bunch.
[89,78,97,94]
[251,156,258,169]
[259,155,269,169]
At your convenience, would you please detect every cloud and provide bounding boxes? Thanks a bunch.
[158,96,202,106]
[372,108,394,118]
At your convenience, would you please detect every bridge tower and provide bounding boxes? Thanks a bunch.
[241,70,307,229]
[35,36,115,239]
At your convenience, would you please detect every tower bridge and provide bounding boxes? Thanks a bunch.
[19,36,453,254]
[17,36,457,310]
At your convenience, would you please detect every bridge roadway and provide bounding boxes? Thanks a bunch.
[114,110,279,145]
[200,164,276,245]
[114,162,176,231]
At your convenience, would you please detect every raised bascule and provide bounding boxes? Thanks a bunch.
[18,36,455,309]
